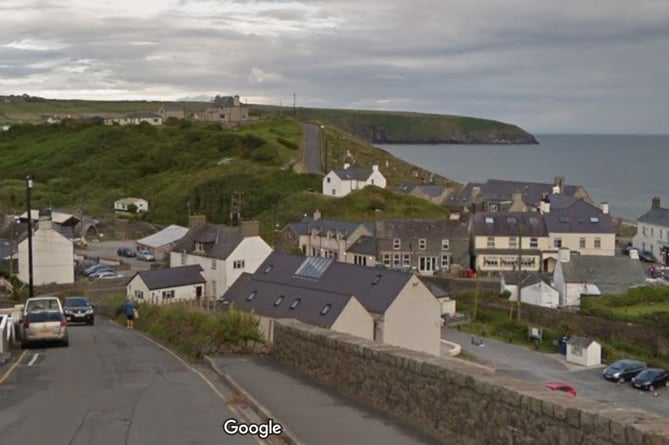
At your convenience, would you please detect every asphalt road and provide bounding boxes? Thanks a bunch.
[301,123,323,174]
[442,328,669,418]
[0,320,263,445]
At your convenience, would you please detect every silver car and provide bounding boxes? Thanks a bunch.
[21,310,69,348]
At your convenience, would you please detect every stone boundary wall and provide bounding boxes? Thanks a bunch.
[271,319,669,445]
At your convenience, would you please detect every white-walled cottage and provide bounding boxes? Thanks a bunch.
[322,163,386,197]
[114,197,149,213]
[633,197,669,265]
[500,272,560,308]
[127,265,205,305]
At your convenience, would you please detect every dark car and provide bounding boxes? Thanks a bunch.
[602,359,647,383]
[62,296,95,325]
[639,250,657,263]
[621,242,633,255]
[117,247,136,257]
[631,368,669,391]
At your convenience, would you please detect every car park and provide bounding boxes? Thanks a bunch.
[137,250,155,261]
[83,263,113,277]
[21,310,69,348]
[63,296,96,325]
[631,368,669,391]
[88,267,118,278]
[602,359,647,383]
[95,271,124,279]
[544,381,576,397]
[117,246,136,257]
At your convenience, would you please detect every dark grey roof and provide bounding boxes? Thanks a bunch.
[375,218,469,239]
[171,223,243,260]
[638,208,669,227]
[347,235,377,255]
[220,273,353,329]
[396,183,448,198]
[449,178,586,207]
[286,217,372,240]
[543,200,614,234]
[539,194,580,209]
[134,265,205,290]
[423,280,449,298]
[333,166,373,181]
[567,336,597,348]
[559,256,647,294]
[246,252,413,314]
[471,212,548,237]
[0,239,11,260]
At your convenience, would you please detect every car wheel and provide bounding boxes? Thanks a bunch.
[20,342,28,349]
[89,318,95,326]
[618,377,625,383]
[649,385,655,392]
[62,339,69,347]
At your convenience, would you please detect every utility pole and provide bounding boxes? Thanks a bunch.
[26,175,34,299]
[230,191,243,226]
[473,266,480,322]
[516,225,523,321]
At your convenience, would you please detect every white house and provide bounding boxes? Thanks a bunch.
[127,265,205,305]
[136,224,189,261]
[322,163,386,197]
[104,111,163,126]
[169,220,273,298]
[500,272,560,308]
[114,197,149,213]
[221,252,442,356]
[633,197,669,265]
[18,211,74,285]
[566,336,601,367]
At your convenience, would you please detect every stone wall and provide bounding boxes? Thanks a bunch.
[271,319,669,445]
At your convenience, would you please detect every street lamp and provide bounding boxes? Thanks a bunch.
[26,175,34,299]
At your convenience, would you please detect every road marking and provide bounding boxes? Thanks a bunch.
[28,353,39,366]
[0,350,28,385]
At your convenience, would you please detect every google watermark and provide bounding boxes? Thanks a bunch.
[222,418,283,439]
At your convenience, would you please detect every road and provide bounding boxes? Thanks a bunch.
[442,328,669,418]
[0,320,265,445]
[76,240,155,274]
[301,123,323,174]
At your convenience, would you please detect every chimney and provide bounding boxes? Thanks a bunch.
[652,196,661,209]
[601,202,609,214]
[471,186,481,201]
[372,164,379,172]
[553,176,565,194]
[558,247,570,263]
[343,163,351,169]
[552,185,560,194]
[313,209,321,221]
[233,95,240,106]
[188,214,207,228]
[38,209,53,231]
[512,191,523,203]
[240,220,260,237]
[540,200,550,214]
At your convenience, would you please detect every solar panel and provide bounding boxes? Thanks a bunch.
[485,217,494,224]
[294,256,333,279]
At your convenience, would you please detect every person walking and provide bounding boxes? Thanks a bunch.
[122,298,136,329]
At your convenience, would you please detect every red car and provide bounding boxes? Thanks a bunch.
[544,381,577,397]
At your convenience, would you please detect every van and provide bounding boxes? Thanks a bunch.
[23,296,64,319]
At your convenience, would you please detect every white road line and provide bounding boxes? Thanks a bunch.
[28,353,39,366]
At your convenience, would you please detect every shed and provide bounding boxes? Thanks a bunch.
[136,224,189,260]
[566,336,601,367]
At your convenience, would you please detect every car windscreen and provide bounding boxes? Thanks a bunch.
[27,311,64,322]
[65,298,90,307]
[638,370,659,378]
[27,300,60,312]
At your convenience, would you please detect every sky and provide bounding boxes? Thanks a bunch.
[1,0,668,134]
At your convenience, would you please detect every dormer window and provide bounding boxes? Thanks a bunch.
[441,239,449,250]
[290,298,301,309]
[264,265,273,273]
[194,241,205,252]
[246,291,257,301]
[274,295,285,306]
[320,304,332,315]
[393,238,401,250]
[371,274,382,285]
[418,239,426,250]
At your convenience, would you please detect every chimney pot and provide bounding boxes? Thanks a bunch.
[601,202,609,214]
[343,163,351,169]
[652,197,661,209]
[313,209,321,221]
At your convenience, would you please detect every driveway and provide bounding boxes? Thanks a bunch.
[442,328,669,418]
[301,123,323,174]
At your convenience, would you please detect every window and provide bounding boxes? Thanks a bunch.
[211,259,216,270]
[393,238,401,250]
[290,298,301,309]
[483,256,499,267]
[418,239,426,250]
[331,189,336,196]
[559,216,569,223]
[554,238,562,248]
[487,237,495,248]
[506,216,517,224]
[402,254,411,267]
[162,290,175,299]
[320,304,332,315]
[441,254,450,269]
[326,177,331,183]
[579,238,586,249]
[393,253,401,268]
[418,256,436,272]
[195,242,205,252]
[489,204,498,212]
[509,237,517,248]
[371,179,375,185]
[651,227,655,237]
[382,253,391,267]
[246,291,257,301]
[642,225,647,236]
[233,260,245,269]
[485,217,494,224]
[212,281,217,297]
[274,295,285,306]
[134,290,144,299]
[441,239,450,250]
[529,237,538,248]
[528,217,539,225]
[354,255,367,266]
[594,238,601,249]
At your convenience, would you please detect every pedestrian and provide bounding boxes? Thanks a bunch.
[122,298,136,329]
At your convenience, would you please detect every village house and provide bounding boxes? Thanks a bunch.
[114,197,149,214]
[17,210,74,285]
[135,224,189,261]
[104,111,163,126]
[158,103,186,120]
[344,235,378,267]
[500,272,560,308]
[374,218,470,275]
[127,264,205,305]
[633,197,669,265]
[552,250,647,307]
[193,95,250,124]
[20,209,80,235]
[219,252,442,356]
[169,220,272,298]
[322,163,386,197]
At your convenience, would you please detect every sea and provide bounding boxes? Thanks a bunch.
[377,134,669,222]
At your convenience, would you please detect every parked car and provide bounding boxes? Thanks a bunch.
[639,250,657,263]
[83,263,113,277]
[88,267,118,278]
[631,368,669,391]
[602,359,647,383]
[95,271,124,279]
[137,250,155,261]
[544,381,576,397]
[23,296,63,318]
[75,258,98,275]
[117,246,137,257]
[63,296,95,325]
[21,310,69,348]
[621,242,633,255]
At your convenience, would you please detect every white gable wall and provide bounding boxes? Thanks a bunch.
[18,227,74,285]
[170,252,224,298]
[510,281,559,308]
[366,168,386,188]
[127,275,204,305]
[224,236,273,294]
[330,297,374,340]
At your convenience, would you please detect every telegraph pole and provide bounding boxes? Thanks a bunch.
[26,175,34,299]
[516,225,523,321]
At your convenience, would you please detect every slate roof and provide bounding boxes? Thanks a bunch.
[137,224,189,248]
[567,336,597,348]
[638,207,669,227]
[171,223,244,260]
[287,217,372,239]
[396,183,448,198]
[375,218,469,239]
[543,200,614,234]
[243,251,413,314]
[471,212,548,237]
[115,197,145,205]
[448,178,587,207]
[346,235,377,255]
[134,265,205,291]
[220,273,354,329]
[559,256,647,295]
[0,239,11,260]
[332,166,373,181]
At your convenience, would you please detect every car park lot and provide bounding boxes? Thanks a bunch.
[76,240,156,275]
[442,328,669,418]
